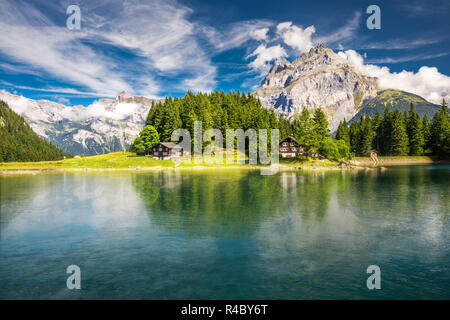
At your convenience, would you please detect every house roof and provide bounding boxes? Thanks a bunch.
[156,142,181,149]
[280,136,300,144]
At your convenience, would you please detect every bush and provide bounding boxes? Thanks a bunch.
[320,138,351,162]
[130,125,160,155]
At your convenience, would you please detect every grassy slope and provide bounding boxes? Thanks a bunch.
[0,152,173,170]
[0,152,343,170]
[1,152,442,171]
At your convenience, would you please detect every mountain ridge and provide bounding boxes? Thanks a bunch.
[0,90,154,155]
[350,89,440,123]
[254,44,440,131]
[0,100,70,161]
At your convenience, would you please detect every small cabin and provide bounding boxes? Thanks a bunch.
[151,142,183,160]
[279,136,305,158]
[367,149,378,158]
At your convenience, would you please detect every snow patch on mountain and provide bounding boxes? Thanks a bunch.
[0,90,153,155]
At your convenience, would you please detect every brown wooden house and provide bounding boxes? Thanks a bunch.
[279,136,306,158]
[151,142,183,160]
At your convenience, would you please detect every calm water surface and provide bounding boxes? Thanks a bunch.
[0,165,449,299]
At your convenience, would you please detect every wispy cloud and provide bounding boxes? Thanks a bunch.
[314,12,361,47]
[357,37,447,50]
[338,50,450,103]
[0,0,277,97]
[366,52,450,64]
[0,80,99,96]
[398,1,450,17]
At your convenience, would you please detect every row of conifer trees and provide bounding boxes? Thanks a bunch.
[336,100,449,157]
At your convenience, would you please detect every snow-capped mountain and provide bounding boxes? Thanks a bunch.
[254,44,379,131]
[0,90,153,155]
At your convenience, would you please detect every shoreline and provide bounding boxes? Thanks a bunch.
[350,156,448,167]
[1,162,447,175]
[0,165,356,175]
[0,154,447,175]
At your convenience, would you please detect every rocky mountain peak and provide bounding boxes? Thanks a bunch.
[255,44,378,131]
[116,91,133,102]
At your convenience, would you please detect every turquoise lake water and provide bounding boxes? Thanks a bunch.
[0,165,449,299]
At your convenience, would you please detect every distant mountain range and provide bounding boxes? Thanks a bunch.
[0,100,69,162]
[0,44,443,156]
[254,44,441,130]
[350,89,440,123]
[0,91,153,156]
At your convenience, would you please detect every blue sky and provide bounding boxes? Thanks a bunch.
[0,0,449,106]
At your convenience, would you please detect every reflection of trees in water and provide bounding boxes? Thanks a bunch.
[339,167,449,222]
[132,170,349,236]
[291,171,342,221]
[132,170,288,237]
[132,166,450,237]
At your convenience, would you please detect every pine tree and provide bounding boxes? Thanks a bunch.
[356,116,375,156]
[422,114,431,153]
[294,107,319,152]
[335,119,350,146]
[379,106,393,155]
[313,108,330,145]
[391,109,409,156]
[349,122,359,155]
[407,103,425,155]
[430,99,450,157]
[371,110,383,152]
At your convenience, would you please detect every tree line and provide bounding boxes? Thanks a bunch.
[336,100,449,158]
[0,100,71,162]
[132,90,293,155]
[132,91,449,161]
[132,90,349,161]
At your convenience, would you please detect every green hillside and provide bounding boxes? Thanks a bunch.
[351,89,440,123]
[0,100,71,162]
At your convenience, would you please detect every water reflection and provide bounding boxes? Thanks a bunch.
[132,170,284,237]
[0,166,448,299]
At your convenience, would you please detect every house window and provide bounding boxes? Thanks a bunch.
[282,142,287,146]
[292,147,297,151]
[159,147,162,151]
[290,143,294,146]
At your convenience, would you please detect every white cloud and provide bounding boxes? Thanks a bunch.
[366,52,450,64]
[357,37,445,50]
[246,44,288,73]
[250,28,270,41]
[338,50,450,104]
[201,20,273,51]
[276,22,316,53]
[0,0,219,96]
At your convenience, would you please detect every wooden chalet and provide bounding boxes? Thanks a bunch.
[151,142,183,160]
[279,136,306,158]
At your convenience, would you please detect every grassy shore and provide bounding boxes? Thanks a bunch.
[0,152,445,174]
[351,155,443,166]
[0,152,342,172]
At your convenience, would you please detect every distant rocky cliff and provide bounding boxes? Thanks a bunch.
[255,44,378,130]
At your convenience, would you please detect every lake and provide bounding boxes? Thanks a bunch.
[0,165,449,299]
